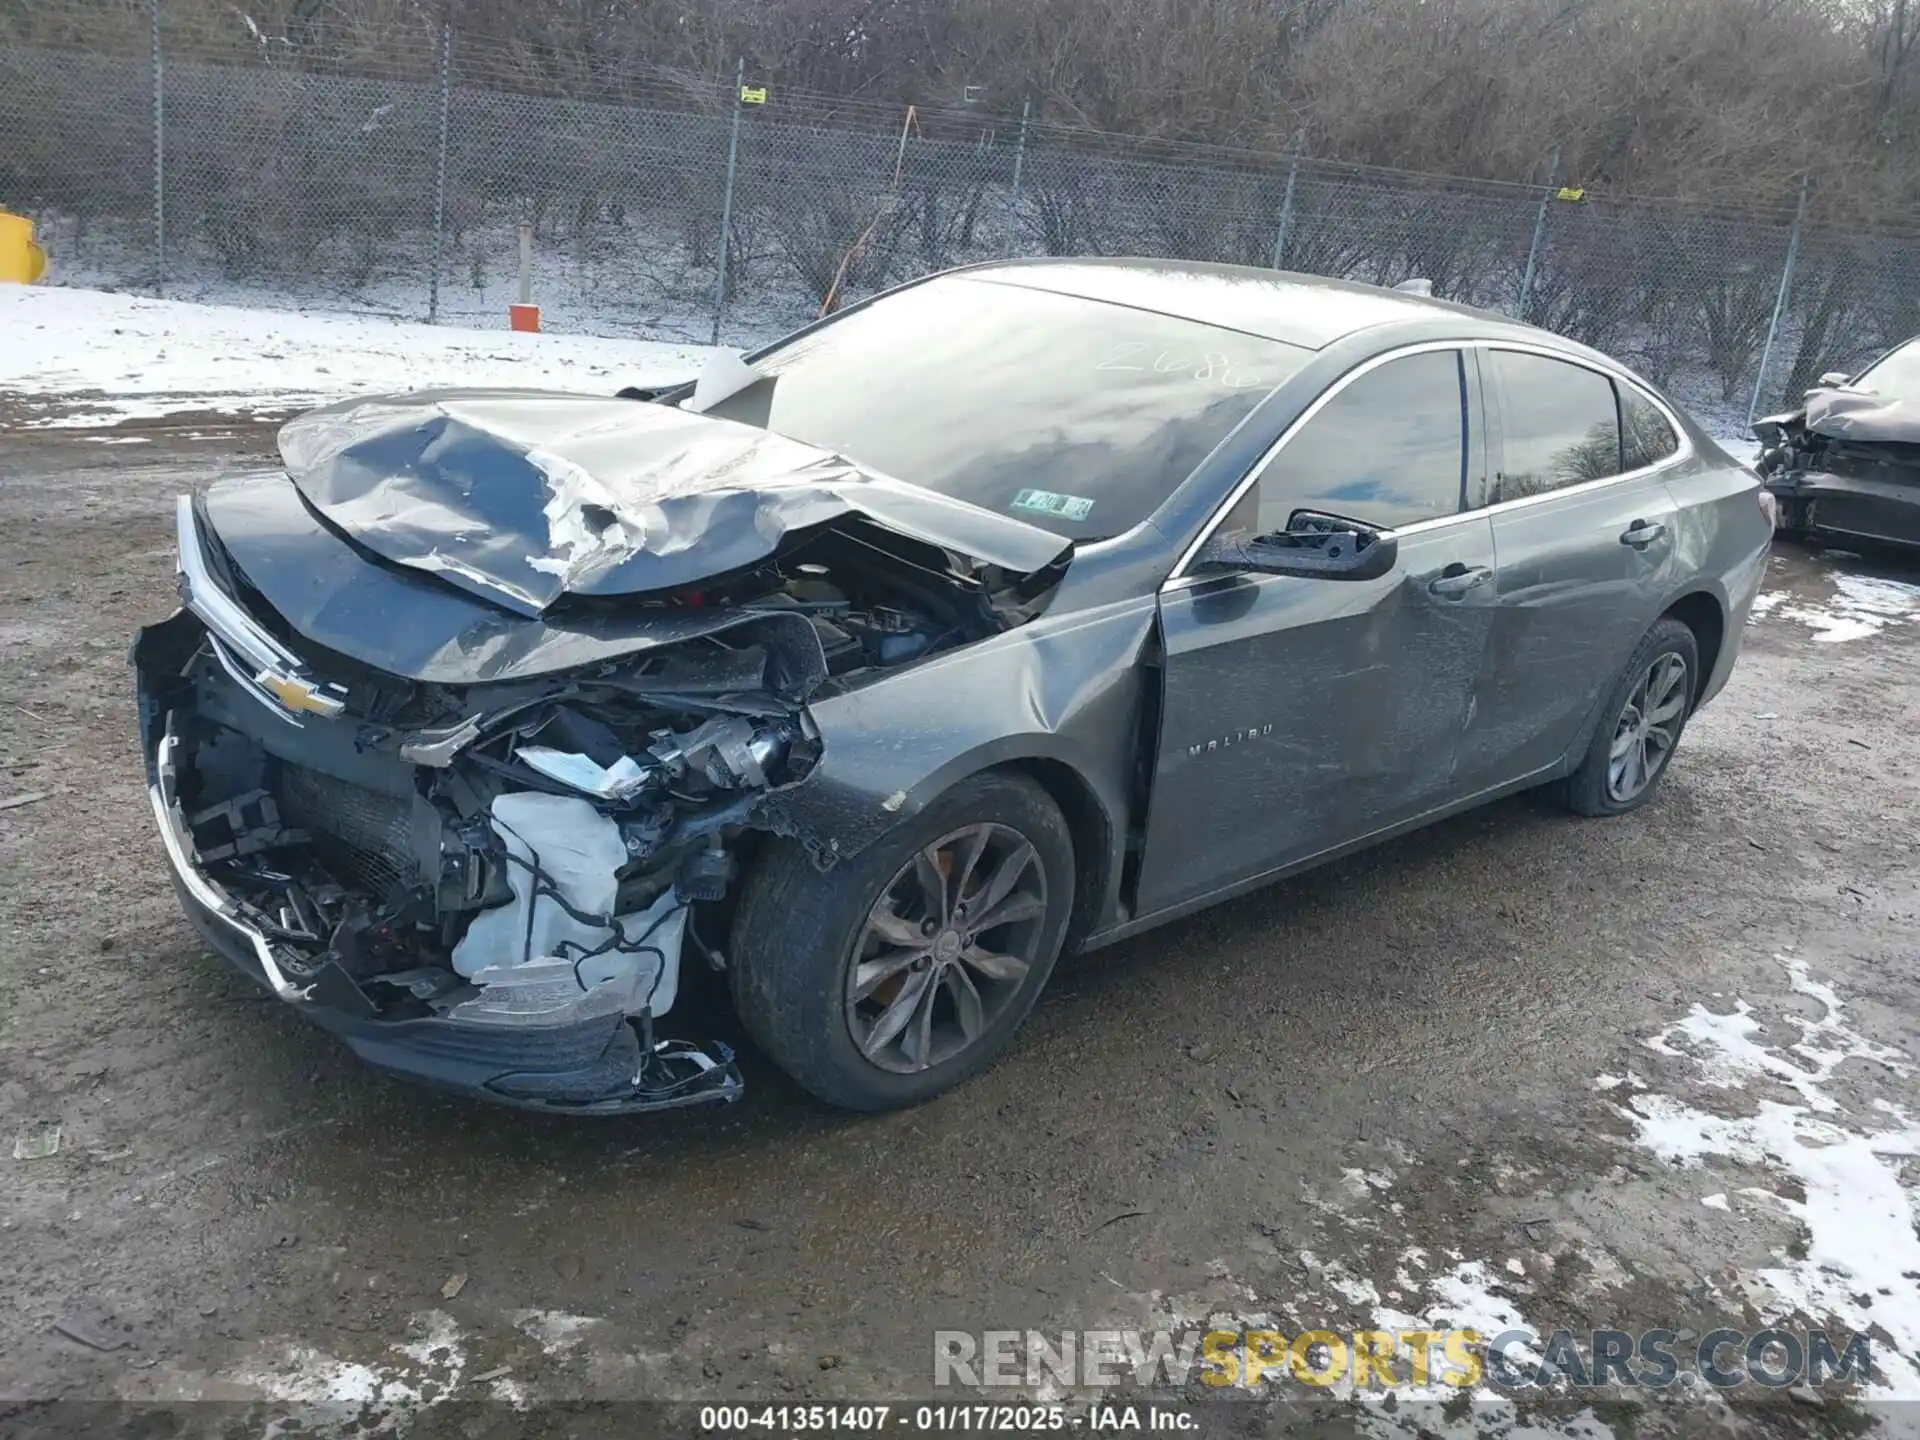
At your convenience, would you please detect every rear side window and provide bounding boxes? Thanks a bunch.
[1619,383,1680,471]
[1490,351,1621,501]
[1255,350,1466,533]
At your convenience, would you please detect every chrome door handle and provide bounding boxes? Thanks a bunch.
[1427,564,1493,598]
[1621,520,1667,549]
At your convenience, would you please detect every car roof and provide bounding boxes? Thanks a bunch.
[956,257,1518,351]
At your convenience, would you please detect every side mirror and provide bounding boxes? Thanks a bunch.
[1816,370,1852,389]
[1195,525,1398,581]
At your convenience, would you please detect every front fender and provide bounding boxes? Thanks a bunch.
[758,598,1157,922]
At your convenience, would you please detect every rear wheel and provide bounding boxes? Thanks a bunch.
[730,772,1074,1111]
[1560,617,1699,817]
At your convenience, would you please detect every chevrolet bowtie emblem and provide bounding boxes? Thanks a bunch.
[255,670,345,717]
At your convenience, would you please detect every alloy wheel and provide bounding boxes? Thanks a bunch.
[1606,651,1689,803]
[845,823,1049,1075]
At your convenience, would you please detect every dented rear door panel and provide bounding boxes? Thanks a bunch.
[1456,472,1680,790]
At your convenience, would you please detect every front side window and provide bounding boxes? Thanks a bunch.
[1490,351,1621,501]
[700,276,1312,541]
[1253,350,1467,534]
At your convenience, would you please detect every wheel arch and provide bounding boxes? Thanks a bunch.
[1660,588,1727,708]
[994,756,1114,954]
[1556,589,1725,777]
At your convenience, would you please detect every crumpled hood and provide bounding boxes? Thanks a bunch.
[1801,386,1920,446]
[278,390,1072,618]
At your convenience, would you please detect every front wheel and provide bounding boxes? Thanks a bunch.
[1560,616,1700,817]
[729,771,1075,1111]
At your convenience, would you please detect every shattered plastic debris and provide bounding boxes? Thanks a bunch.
[52,1315,126,1352]
[517,745,652,802]
[14,1120,60,1160]
[440,1273,467,1300]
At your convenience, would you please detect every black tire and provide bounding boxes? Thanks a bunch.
[729,771,1075,1111]
[1560,616,1701,817]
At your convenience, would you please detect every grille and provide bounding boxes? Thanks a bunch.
[275,763,420,898]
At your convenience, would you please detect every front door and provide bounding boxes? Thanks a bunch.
[1135,348,1498,915]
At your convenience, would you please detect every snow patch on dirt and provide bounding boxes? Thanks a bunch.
[1618,955,1920,1397]
[0,285,714,428]
[1752,571,1920,643]
[222,1309,471,1421]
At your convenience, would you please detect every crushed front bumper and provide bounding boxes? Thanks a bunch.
[138,624,744,1117]
[1763,469,1920,549]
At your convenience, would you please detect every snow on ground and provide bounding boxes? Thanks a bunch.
[0,285,717,428]
[4,279,1766,466]
[1615,954,1920,1400]
[1750,567,1920,643]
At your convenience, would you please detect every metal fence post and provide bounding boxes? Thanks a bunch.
[151,0,165,295]
[710,60,745,346]
[1747,174,1812,433]
[1515,147,1561,323]
[1270,147,1301,271]
[1010,99,1031,206]
[427,21,453,324]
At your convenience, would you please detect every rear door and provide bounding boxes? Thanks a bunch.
[1136,348,1499,914]
[1451,348,1685,791]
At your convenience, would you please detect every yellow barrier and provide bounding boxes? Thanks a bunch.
[0,211,49,284]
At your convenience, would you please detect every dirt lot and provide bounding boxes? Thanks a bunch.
[3,417,1919,1438]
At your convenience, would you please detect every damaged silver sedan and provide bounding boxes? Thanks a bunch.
[136,260,1771,1113]
[1757,335,1920,551]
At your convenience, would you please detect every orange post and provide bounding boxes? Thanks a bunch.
[509,222,538,330]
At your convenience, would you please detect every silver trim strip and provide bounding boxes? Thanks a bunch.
[208,635,305,728]
[176,495,299,671]
[1168,338,1695,581]
[175,495,346,722]
[150,725,306,1001]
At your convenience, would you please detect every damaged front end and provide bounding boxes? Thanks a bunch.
[134,546,786,1113]
[1756,390,1920,549]
[135,395,1068,1113]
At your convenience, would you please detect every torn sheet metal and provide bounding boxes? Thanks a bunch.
[450,792,685,1019]
[277,390,1072,618]
[199,471,831,689]
[1802,387,1920,446]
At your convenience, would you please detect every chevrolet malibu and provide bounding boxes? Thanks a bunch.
[134,260,1772,1114]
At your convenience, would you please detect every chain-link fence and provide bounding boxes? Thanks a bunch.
[6,2,1920,429]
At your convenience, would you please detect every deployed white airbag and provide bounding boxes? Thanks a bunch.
[449,791,684,1020]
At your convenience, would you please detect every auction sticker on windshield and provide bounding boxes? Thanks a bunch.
[1011,488,1095,522]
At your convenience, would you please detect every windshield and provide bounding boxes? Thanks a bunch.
[698,275,1311,541]
[1854,339,1920,395]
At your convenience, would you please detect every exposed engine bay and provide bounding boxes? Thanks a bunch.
[1756,385,1920,548]
[138,491,1063,1112]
